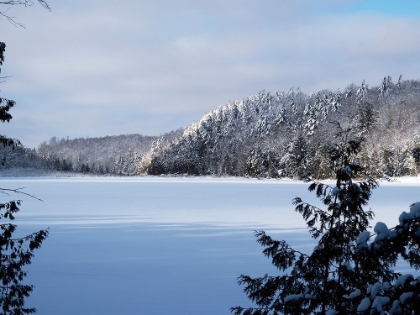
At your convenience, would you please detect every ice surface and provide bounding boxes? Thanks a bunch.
[0,176,418,315]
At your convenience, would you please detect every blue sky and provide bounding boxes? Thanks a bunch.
[352,0,420,16]
[1,0,419,148]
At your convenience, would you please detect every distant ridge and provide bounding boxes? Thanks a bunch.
[2,77,419,179]
[143,76,420,179]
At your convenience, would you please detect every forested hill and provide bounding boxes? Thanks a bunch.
[0,132,179,176]
[143,76,420,179]
[2,77,419,178]
[36,134,159,175]
[34,129,181,175]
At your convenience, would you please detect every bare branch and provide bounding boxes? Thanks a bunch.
[0,1,50,11]
[0,8,25,28]
[0,0,51,28]
[0,75,12,85]
[0,187,43,202]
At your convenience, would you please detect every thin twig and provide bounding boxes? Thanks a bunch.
[0,187,43,201]
[0,10,25,28]
[0,0,51,27]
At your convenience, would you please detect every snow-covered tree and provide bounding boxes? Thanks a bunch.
[381,144,410,177]
[246,148,280,178]
[356,80,368,103]
[357,102,377,134]
[232,125,420,315]
[36,134,158,175]
[283,132,309,179]
[144,76,420,179]
[378,76,393,97]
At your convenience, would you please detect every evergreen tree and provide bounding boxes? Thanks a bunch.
[0,43,48,314]
[357,102,376,134]
[141,76,420,179]
[285,132,309,179]
[232,124,420,315]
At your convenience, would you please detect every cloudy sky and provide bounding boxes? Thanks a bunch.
[1,0,420,148]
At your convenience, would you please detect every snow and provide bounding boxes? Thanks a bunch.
[0,176,419,315]
[382,175,420,184]
[357,231,370,247]
[398,201,420,225]
[394,274,413,288]
[373,222,390,242]
[372,296,390,311]
[343,289,361,299]
[390,300,402,313]
[410,202,420,213]
[399,292,413,303]
[284,294,303,302]
[370,282,382,298]
[357,297,371,312]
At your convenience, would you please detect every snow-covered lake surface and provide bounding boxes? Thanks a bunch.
[1,176,419,315]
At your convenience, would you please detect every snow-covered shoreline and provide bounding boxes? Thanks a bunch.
[2,168,420,186]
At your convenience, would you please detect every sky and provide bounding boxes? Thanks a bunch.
[0,0,420,148]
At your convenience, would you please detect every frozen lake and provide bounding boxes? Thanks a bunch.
[1,177,419,315]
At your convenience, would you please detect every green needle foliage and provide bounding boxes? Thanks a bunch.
[232,122,420,315]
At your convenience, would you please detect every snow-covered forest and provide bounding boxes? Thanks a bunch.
[145,76,420,178]
[36,134,157,175]
[2,76,420,178]
[0,134,156,175]
[0,131,181,176]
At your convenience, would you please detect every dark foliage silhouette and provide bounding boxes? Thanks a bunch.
[0,42,48,314]
[232,123,420,314]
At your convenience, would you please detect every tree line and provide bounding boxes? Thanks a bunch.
[1,77,420,179]
[36,134,157,175]
[0,130,183,176]
[144,76,420,179]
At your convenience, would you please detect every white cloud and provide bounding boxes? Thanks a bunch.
[1,0,419,147]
